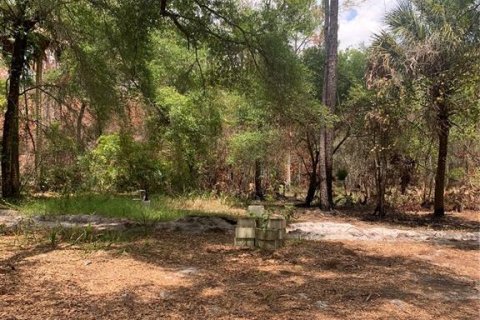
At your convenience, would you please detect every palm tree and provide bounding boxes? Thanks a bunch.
[368,0,480,217]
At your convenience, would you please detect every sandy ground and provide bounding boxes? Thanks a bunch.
[1,212,479,320]
[288,221,479,242]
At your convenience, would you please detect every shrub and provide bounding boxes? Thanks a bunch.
[41,123,83,193]
[83,133,163,192]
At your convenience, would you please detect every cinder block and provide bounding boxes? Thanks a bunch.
[237,217,257,228]
[247,205,265,217]
[235,227,255,238]
[255,228,280,241]
[234,238,255,248]
[256,239,284,250]
[266,217,286,229]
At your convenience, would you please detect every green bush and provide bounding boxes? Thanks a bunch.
[83,133,163,192]
[336,168,348,181]
[448,167,465,183]
[41,123,83,193]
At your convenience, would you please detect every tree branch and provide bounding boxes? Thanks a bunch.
[333,129,350,154]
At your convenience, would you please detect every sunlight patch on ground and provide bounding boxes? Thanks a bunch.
[24,250,191,299]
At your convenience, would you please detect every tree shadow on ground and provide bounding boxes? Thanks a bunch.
[299,206,480,232]
[0,242,55,297]
[432,239,480,251]
[1,230,478,319]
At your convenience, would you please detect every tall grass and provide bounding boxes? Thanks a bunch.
[19,194,185,222]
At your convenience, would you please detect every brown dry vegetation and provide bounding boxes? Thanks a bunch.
[1,225,479,320]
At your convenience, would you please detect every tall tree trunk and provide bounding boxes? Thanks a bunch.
[2,30,28,198]
[305,132,320,206]
[319,0,338,210]
[433,104,450,217]
[305,150,320,206]
[35,54,44,190]
[318,128,329,208]
[305,176,317,206]
[325,0,338,209]
[76,102,86,149]
[318,0,329,211]
[254,159,264,200]
[374,152,387,217]
[23,92,36,155]
[285,151,291,190]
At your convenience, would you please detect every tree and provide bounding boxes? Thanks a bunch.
[319,0,338,210]
[32,32,51,189]
[221,0,319,200]
[0,1,56,198]
[347,81,407,217]
[369,0,480,217]
[0,0,157,196]
[302,46,366,206]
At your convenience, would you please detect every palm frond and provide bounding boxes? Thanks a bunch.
[385,0,427,45]
[366,32,405,87]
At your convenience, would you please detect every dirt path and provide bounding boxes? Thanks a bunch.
[2,209,479,245]
[288,221,479,243]
[0,210,237,233]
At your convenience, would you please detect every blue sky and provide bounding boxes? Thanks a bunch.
[345,8,358,21]
[338,0,397,50]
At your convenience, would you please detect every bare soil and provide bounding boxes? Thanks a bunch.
[288,221,479,243]
[0,211,479,319]
[294,208,480,232]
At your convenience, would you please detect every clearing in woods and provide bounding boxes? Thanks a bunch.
[0,208,479,319]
